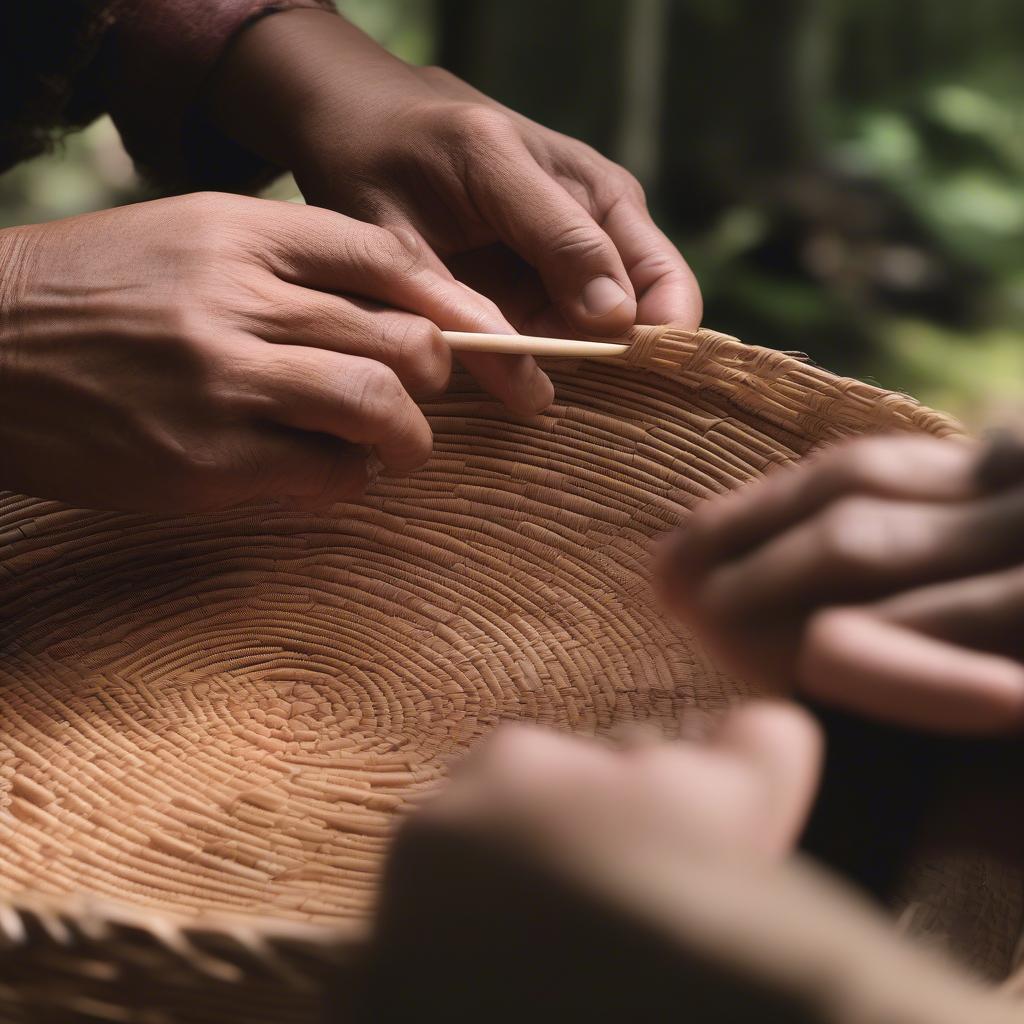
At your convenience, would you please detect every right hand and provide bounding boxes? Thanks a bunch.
[0,192,552,512]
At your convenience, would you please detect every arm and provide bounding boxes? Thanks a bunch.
[201,8,701,407]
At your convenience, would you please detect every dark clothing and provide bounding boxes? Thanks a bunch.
[1,0,333,192]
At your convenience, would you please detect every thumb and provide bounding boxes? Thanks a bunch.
[711,702,823,856]
[468,141,637,336]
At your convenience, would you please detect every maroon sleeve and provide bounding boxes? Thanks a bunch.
[101,0,336,192]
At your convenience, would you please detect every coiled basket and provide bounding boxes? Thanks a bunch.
[0,328,991,1022]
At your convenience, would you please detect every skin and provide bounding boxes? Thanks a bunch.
[0,9,701,512]
[0,193,535,511]
[364,706,1018,1023]
[358,705,823,1020]
[657,433,1024,733]
[423,703,822,865]
[205,9,702,372]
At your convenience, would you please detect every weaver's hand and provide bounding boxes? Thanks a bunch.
[658,434,1024,733]
[0,192,535,512]
[206,9,701,398]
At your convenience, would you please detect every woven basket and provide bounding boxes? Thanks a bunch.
[0,328,983,1021]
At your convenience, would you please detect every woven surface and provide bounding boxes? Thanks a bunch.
[0,328,969,1016]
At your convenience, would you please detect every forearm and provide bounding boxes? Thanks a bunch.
[203,9,429,176]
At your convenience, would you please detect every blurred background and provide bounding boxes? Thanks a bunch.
[2,0,1023,425]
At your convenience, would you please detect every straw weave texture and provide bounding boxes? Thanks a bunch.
[0,328,966,1020]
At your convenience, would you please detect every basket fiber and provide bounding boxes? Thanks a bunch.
[0,328,983,1021]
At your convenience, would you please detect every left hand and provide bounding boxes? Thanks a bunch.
[657,434,1024,733]
[207,10,702,402]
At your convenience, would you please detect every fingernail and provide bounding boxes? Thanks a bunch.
[581,276,629,317]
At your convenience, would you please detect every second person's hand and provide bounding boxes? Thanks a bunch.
[657,435,1024,733]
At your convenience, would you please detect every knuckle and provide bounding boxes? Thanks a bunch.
[613,168,647,206]
[547,221,612,265]
[816,497,894,571]
[444,103,514,146]
[390,318,450,397]
[387,227,427,273]
[350,224,419,279]
[350,360,407,423]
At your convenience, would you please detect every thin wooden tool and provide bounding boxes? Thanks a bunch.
[441,331,630,358]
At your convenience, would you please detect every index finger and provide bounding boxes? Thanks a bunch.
[665,436,980,576]
[801,607,1024,733]
[600,191,702,328]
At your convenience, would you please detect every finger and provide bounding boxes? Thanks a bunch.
[386,226,556,414]
[438,725,611,825]
[599,190,702,328]
[392,229,555,414]
[800,607,1024,733]
[872,563,1024,657]
[246,345,433,473]
[659,435,981,605]
[251,283,452,398]
[697,487,1024,621]
[258,202,554,413]
[710,702,823,856]
[454,349,556,415]
[243,427,375,508]
[453,115,637,335]
[256,201,447,309]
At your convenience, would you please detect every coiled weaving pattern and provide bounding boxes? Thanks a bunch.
[0,329,962,928]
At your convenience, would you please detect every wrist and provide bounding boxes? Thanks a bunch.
[205,8,427,172]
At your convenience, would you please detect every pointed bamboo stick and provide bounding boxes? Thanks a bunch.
[441,331,630,358]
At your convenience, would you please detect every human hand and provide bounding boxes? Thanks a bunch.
[415,702,820,875]
[657,434,1024,733]
[354,705,822,1022]
[206,11,702,380]
[359,706,1020,1024]
[0,192,543,512]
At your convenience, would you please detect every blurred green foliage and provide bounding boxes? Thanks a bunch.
[2,0,1022,427]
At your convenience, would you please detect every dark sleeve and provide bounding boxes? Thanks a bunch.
[0,1,123,176]
[0,0,336,194]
